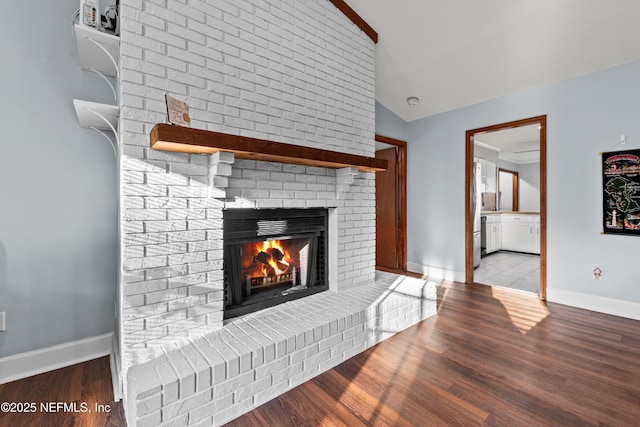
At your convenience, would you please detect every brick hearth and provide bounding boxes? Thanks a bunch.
[127,272,436,426]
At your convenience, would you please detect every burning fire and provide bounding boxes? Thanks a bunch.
[240,237,309,291]
[253,240,292,277]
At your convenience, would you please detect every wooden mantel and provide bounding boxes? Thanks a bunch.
[150,124,387,172]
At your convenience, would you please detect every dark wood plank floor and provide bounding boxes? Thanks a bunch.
[227,282,640,427]
[0,356,125,427]
[2,282,639,426]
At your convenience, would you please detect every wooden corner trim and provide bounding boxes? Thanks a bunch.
[328,0,378,43]
[375,134,407,147]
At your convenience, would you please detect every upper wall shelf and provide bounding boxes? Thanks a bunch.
[72,24,120,157]
[150,124,387,172]
[74,24,120,77]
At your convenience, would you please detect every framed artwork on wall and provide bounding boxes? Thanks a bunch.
[602,149,640,235]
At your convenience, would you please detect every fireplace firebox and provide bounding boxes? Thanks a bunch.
[223,208,329,319]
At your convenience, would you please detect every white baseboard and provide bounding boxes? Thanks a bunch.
[546,288,640,321]
[407,262,465,282]
[0,333,113,385]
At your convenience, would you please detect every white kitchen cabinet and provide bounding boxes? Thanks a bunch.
[501,221,532,252]
[485,215,501,254]
[500,214,540,254]
[478,158,487,191]
[486,161,497,193]
[531,217,540,254]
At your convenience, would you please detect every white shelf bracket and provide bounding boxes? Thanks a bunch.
[87,67,117,102]
[85,108,119,156]
[89,127,118,157]
[83,35,119,78]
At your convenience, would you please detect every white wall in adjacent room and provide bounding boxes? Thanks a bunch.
[519,162,540,212]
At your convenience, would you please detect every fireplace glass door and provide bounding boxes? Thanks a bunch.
[223,208,328,318]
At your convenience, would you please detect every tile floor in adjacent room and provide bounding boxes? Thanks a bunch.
[475,251,540,294]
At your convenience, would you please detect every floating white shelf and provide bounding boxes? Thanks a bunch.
[72,23,120,157]
[73,99,119,156]
[74,24,120,77]
[73,99,119,130]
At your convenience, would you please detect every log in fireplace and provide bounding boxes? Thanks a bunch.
[223,208,329,319]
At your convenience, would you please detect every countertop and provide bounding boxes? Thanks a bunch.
[481,211,540,215]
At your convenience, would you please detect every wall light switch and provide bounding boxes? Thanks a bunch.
[0,312,5,331]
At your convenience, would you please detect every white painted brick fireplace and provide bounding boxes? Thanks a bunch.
[117,0,437,425]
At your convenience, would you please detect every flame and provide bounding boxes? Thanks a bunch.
[257,240,291,276]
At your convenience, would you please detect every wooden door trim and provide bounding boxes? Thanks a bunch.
[375,134,407,270]
[465,130,475,283]
[539,116,547,300]
[465,115,547,300]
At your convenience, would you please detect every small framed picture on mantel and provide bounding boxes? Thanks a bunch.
[165,95,191,127]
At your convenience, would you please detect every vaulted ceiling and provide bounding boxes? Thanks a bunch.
[344,0,640,122]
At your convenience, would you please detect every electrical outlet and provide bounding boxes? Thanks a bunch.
[0,312,5,331]
[593,267,602,280]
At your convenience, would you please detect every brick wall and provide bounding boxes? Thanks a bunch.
[118,0,376,361]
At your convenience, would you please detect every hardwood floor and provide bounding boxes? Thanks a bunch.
[1,282,639,426]
[226,282,640,427]
[0,356,125,427]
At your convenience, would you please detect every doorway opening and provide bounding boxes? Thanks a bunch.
[375,135,407,272]
[465,116,547,299]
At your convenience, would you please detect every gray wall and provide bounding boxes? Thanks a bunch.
[474,145,499,163]
[497,158,519,171]
[406,59,640,303]
[376,101,407,141]
[0,1,117,357]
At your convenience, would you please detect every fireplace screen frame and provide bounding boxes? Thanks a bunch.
[223,208,329,319]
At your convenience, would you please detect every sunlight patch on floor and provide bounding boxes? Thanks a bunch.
[491,287,549,334]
